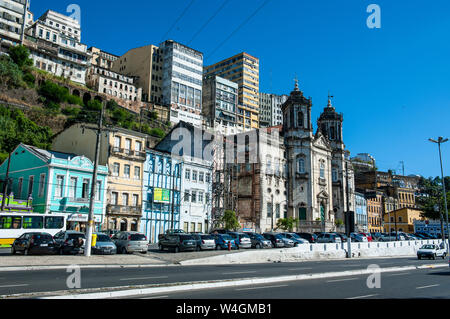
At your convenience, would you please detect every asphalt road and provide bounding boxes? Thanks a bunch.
[132,267,450,299]
[0,256,448,298]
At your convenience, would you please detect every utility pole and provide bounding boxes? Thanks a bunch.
[170,162,177,230]
[429,137,449,256]
[84,101,116,257]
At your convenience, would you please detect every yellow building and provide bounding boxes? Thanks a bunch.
[52,124,148,232]
[383,207,426,233]
[204,52,260,131]
[367,193,383,233]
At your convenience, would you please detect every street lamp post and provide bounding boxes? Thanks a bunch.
[429,137,449,256]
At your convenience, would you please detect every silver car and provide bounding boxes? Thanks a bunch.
[227,232,252,249]
[191,233,216,251]
[92,233,117,255]
[112,231,148,254]
[317,233,342,243]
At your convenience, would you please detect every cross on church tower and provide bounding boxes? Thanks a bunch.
[294,75,299,91]
[328,91,334,107]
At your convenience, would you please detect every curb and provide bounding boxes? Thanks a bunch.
[26,263,447,299]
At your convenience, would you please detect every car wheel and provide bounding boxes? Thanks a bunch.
[216,245,221,250]
[158,244,163,251]
[432,253,436,260]
[294,243,299,247]
[195,246,200,252]
[11,246,16,255]
[174,246,179,253]
[141,251,147,254]
[121,247,127,254]
[418,255,421,260]
[24,248,29,256]
[255,244,261,249]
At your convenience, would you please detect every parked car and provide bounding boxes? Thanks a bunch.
[414,233,429,239]
[371,232,385,242]
[190,233,216,251]
[316,233,342,243]
[113,231,149,254]
[92,233,117,255]
[417,243,447,260]
[158,234,197,253]
[359,232,373,242]
[378,233,406,241]
[280,233,309,246]
[398,232,418,241]
[334,233,348,243]
[53,231,86,255]
[11,232,58,255]
[244,232,273,249]
[262,232,286,248]
[350,232,368,242]
[227,232,252,249]
[295,232,318,243]
[415,232,434,239]
[213,234,237,250]
[158,229,187,242]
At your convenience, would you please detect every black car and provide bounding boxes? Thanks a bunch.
[158,234,197,253]
[262,233,285,248]
[53,231,86,255]
[11,232,58,255]
[295,232,318,243]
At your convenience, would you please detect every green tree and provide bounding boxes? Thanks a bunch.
[0,55,23,89]
[276,217,299,232]
[0,106,52,164]
[85,99,102,111]
[221,210,241,231]
[416,176,450,220]
[8,45,33,69]
[38,80,69,104]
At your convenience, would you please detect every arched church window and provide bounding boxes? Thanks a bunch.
[298,158,305,174]
[297,112,304,128]
[320,161,325,179]
[330,126,336,140]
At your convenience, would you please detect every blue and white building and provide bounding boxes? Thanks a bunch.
[0,144,108,231]
[141,149,181,243]
[355,192,368,232]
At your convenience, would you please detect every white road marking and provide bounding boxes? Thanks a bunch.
[347,294,379,299]
[327,278,359,283]
[416,284,440,290]
[386,272,412,277]
[0,284,29,288]
[222,271,257,275]
[120,276,168,281]
[288,267,313,271]
[236,284,288,291]
[140,295,169,299]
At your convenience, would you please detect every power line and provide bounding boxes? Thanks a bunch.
[159,0,197,44]
[187,0,230,46]
[206,0,272,61]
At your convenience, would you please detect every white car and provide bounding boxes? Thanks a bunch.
[417,244,447,260]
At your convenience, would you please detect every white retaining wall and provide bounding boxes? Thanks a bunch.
[180,240,444,266]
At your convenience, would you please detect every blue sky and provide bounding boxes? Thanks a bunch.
[30,0,450,178]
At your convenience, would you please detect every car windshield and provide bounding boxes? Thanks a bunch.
[421,245,435,250]
[200,235,214,240]
[130,234,146,241]
[274,234,283,239]
[96,235,111,242]
[239,234,250,239]
[288,233,301,239]
[221,235,232,240]
[255,234,265,240]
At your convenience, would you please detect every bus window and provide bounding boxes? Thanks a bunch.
[45,217,64,229]
[0,216,22,229]
[23,216,44,229]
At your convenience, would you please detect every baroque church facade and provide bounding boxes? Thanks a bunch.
[282,81,355,233]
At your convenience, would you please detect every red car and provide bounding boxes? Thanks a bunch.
[359,233,373,242]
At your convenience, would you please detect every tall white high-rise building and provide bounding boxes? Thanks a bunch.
[160,40,203,127]
[0,0,30,47]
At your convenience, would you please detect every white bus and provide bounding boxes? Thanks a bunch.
[0,213,66,246]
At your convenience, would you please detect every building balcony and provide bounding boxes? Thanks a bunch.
[106,205,142,217]
[110,146,146,161]
[296,172,309,180]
